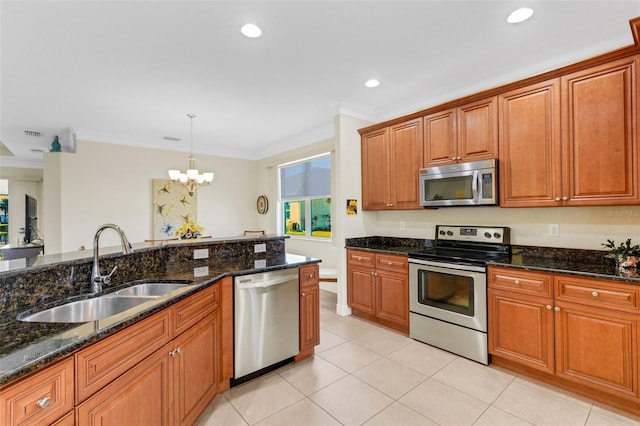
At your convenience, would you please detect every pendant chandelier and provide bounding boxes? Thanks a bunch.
[168,114,214,195]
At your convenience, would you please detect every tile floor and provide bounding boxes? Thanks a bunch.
[196,291,640,426]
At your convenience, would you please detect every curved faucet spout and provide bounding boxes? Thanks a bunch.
[91,224,134,293]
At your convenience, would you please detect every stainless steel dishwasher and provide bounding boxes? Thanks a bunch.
[233,268,299,384]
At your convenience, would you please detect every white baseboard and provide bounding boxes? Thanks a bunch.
[336,303,352,316]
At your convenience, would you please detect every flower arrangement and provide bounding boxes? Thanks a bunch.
[175,220,204,240]
[602,238,640,269]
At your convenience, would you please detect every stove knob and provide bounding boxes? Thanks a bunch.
[484,232,492,239]
[446,231,453,236]
[493,232,501,239]
[439,230,445,236]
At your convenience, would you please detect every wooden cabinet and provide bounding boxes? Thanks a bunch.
[297,264,320,361]
[488,266,640,411]
[500,57,640,207]
[499,79,562,207]
[424,96,498,167]
[361,118,423,210]
[347,249,409,333]
[0,357,74,426]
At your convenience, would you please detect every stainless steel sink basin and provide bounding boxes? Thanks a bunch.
[17,296,157,323]
[112,282,189,297]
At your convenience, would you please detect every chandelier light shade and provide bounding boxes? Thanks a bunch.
[168,114,214,195]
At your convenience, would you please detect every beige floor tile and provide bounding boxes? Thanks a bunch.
[226,373,305,424]
[194,394,248,426]
[364,401,438,426]
[256,399,341,426]
[351,327,412,356]
[493,378,590,426]
[353,357,427,399]
[317,341,381,373]
[432,357,515,404]
[322,315,379,340]
[279,356,348,395]
[315,329,346,354]
[310,375,394,426]
[319,309,342,328]
[400,378,489,425]
[586,405,640,426]
[473,406,533,426]
[386,340,457,376]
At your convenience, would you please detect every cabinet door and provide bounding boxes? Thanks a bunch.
[347,266,376,318]
[77,344,172,426]
[388,119,423,209]
[499,79,562,207]
[173,314,219,426]
[375,270,409,333]
[361,128,390,210]
[457,96,498,162]
[424,108,457,166]
[554,301,638,400]
[561,56,639,205]
[488,289,555,374]
[300,284,320,350]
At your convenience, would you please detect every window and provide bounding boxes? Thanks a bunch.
[279,154,331,239]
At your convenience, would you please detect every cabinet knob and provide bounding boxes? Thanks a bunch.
[357,257,362,261]
[546,305,552,310]
[592,291,599,297]
[387,261,393,266]
[562,196,568,201]
[170,347,182,357]
[513,280,520,285]
[37,397,52,409]
[302,292,306,297]
[554,197,561,202]
[307,273,314,279]
[554,307,560,312]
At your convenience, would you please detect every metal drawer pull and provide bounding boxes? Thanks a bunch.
[514,280,520,285]
[37,397,52,409]
[592,291,599,297]
[170,347,182,357]
[546,305,552,310]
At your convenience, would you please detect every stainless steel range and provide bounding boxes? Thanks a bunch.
[408,225,510,364]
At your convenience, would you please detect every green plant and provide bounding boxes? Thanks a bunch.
[601,238,640,258]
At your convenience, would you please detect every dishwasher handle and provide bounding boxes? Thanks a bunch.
[236,274,297,290]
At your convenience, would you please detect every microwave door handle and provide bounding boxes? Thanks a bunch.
[472,170,479,201]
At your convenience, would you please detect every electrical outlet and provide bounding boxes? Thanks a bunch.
[399,221,406,230]
[550,224,559,237]
[193,248,209,259]
[254,243,266,253]
[194,266,209,277]
[254,259,267,269]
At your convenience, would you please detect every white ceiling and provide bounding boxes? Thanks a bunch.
[2,0,640,169]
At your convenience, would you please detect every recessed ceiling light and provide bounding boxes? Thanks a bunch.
[241,23,262,38]
[507,7,534,24]
[365,79,380,88]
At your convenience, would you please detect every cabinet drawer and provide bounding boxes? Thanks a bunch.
[555,275,640,313]
[375,254,408,273]
[488,267,553,297]
[174,284,218,336]
[76,310,172,403]
[0,357,74,426]
[299,264,320,288]
[348,250,375,267]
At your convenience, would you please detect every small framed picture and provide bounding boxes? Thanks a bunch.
[346,199,358,215]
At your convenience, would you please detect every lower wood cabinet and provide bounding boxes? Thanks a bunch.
[488,266,640,414]
[297,264,320,361]
[347,249,409,333]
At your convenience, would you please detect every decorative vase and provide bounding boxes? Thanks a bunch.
[616,255,639,270]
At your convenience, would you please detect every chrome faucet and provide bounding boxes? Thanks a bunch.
[91,224,134,293]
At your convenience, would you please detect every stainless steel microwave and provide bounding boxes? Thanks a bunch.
[419,159,498,207]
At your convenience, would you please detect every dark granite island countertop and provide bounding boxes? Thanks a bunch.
[0,250,320,387]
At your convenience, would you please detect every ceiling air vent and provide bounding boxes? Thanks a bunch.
[24,130,43,137]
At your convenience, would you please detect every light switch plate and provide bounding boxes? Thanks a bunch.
[254,259,266,269]
[254,243,266,253]
[194,266,209,277]
[193,248,209,259]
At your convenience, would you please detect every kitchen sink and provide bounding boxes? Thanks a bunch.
[112,282,189,297]
[18,296,157,323]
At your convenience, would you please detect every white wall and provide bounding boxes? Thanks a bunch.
[43,140,259,254]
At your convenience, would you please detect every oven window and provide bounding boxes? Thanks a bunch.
[417,269,475,316]
[424,175,473,201]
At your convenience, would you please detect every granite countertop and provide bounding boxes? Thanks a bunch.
[345,237,640,284]
[0,253,319,387]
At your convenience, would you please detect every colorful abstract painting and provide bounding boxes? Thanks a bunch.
[152,179,197,240]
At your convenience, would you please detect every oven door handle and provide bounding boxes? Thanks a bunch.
[409,258,486,273]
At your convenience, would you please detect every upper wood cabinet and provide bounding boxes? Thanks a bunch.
[499,79,562,207]
[561,56,639,206]
[500,56,640,207]
[361,118,423,210]
[424,96,498,167]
